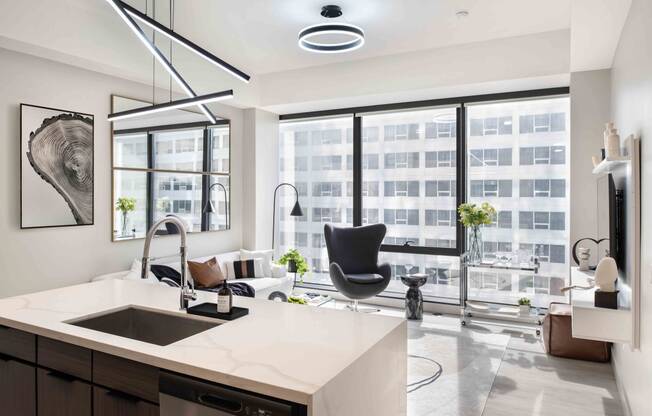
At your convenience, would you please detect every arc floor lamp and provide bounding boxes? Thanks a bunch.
[272,183,304,254]
[203,182,229,230]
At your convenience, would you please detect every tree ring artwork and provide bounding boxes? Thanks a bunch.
[20,104,94,228]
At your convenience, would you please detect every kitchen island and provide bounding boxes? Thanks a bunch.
[0,279,407,416]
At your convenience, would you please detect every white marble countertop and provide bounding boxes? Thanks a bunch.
[0,280,404,405]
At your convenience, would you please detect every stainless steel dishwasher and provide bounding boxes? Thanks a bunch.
[159,371,307,416]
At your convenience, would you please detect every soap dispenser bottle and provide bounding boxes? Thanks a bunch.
[217,280,233,314]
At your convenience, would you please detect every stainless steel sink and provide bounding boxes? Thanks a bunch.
[69,306,220,346]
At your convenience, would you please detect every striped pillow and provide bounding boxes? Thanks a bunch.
[232,259,263,279]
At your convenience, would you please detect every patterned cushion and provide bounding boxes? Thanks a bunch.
[232,259,263,279]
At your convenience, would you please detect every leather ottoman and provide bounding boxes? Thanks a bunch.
[542,302,611,362]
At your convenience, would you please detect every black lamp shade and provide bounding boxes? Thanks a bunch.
[290,201,303,217]
[203,201,216,214]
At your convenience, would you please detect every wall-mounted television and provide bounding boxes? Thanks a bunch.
[597,173,624,273]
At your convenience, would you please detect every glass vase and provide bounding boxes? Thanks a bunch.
[467,225,483,264]
[121,212,129,237]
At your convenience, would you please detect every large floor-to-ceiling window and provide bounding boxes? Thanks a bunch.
[278,89,569,306]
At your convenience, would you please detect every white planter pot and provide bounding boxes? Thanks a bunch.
[519,305,530,316]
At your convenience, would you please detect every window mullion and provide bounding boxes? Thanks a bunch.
[353,115,362,227]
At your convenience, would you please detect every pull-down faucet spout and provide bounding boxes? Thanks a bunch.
[141,215,196,310]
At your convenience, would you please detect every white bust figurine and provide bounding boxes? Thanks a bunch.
[594,257,618,292]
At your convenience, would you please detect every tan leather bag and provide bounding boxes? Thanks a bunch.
[542,302,611,362]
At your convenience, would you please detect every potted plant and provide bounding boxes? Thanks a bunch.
[277,249,309,289]
[115,197,136,237]
[518,297,531,316]
[458,202,496,264]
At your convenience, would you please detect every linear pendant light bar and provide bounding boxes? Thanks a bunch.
[108,90,233,121]
[104,0,218,123]
[118,0,251,84]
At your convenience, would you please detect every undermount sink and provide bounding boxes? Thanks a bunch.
[68,306,220,346]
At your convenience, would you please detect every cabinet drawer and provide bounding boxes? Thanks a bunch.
[0,325,36,362]
[38,337,92,381]
[37,367,92,416]
[93,352,159,403]
[93,386,159,416]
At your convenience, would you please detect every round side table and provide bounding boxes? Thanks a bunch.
[400,274,428,320]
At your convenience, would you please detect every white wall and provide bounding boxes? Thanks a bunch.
[258,30,570,114]
[569,69,612,264]
[241,108,279,250]
[609,0,652,414]
[0,47,244,298]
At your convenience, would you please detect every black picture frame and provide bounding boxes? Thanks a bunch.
[20,103,95,229]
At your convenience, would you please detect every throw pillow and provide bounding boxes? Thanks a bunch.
[240,249,273,276]
[187,257,225,288]
[150,264,182,286]
[232,259,264,279]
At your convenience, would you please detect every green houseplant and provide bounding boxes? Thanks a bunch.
[518,297,531,315]
[115,197,136,237]
[277,249,309,277]
[458,202,496,264]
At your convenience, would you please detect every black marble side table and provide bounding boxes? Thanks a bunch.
[400,274,428,320]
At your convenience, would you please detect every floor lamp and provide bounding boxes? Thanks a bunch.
[272,183,304,257]
[202,182,228,230]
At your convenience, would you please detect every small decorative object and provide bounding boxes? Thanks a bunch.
[594,256,618,292]
[458,202,496,264]
[115,197,136,237]
[267,291,288,302]
[572,237,608,270]
[20,104,94,228]
[578,247,591,271]
[216,280,233,314]
[604,122,621,159]
[594,256,619,309]
[401,274,428,320]
[592,155,601,168]
[518,297,531,316]
[277,249,309,290]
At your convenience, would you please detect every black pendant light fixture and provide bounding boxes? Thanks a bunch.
[298,5,365,54]
[104,0,251,123]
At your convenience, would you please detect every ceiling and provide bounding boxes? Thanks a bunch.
[0,0,630,110]
[0,0,571,75]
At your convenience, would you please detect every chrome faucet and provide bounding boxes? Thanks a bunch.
[141,215,196,310]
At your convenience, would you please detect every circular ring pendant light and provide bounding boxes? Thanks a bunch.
[298,5,365,54]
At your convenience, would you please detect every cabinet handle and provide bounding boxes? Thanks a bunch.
[106,389,141,403]
[198,393,243,412]
[47,370,77,383]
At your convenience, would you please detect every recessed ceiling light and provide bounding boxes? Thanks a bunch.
[456,10,470,18]
[298,5,365,54]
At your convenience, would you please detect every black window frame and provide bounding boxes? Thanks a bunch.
[112,120,231,236]
[279,87,569,302]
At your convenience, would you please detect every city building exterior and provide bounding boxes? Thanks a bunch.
[278,97,570,307]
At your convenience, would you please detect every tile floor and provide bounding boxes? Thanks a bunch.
[324,300,625,416]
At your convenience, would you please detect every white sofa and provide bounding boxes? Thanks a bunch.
[92,250,294,300]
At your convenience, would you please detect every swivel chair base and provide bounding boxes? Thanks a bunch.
[346,299,380,313]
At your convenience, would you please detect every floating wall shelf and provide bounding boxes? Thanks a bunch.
[592,156,630,175]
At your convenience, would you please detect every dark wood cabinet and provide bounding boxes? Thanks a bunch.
[37,368,92,416]
[93,352,159,404]
[93,386,159,416]
[0,356,36,416]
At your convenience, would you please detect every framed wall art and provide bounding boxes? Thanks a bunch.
[20,104,94,229]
